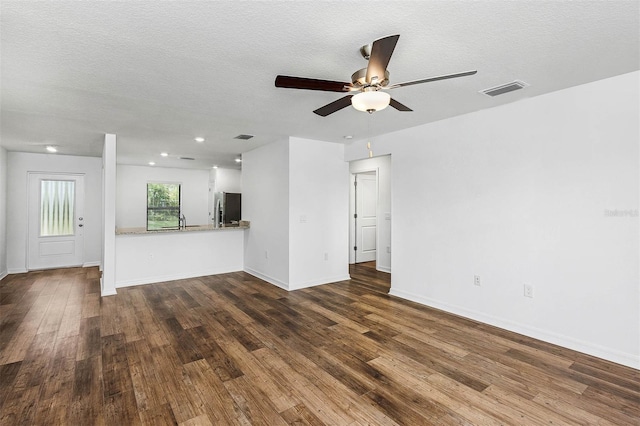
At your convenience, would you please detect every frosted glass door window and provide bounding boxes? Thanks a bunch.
[40,180,75,236]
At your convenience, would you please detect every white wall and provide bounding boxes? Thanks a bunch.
[349,155,392,272]
[116,229,245,287]
[0,147,7,279]
[243,137,350,290]
[116,165,209,229]
[7,152,103,273]
[242,139,290,287]
[214,168,242,193]
[101,135,117,296]
[345,71,639,369]
[288,137,350,289]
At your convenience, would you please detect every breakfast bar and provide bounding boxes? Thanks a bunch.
[115,224,249,288]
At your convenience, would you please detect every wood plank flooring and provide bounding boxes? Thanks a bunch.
[1,263,638,425]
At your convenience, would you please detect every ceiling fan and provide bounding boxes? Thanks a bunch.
[275,34,477,117]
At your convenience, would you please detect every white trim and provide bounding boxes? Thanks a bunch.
[243,268,351,292]
[376,265,391,273]
[0,271,7,281]
[100,278,117,297]
[116,266,243,289]
[289,274,351,291]
[243,267,289,290]
[389,288,639,370]
[6,265,97,275]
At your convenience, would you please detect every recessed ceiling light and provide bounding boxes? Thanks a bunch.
[194,137,205,143]
[46,146,57,153]
[212,165,218,169]
[148,161,155,166]
[160,152,168,157]
[235,158,242,163]
[343,135,353,140]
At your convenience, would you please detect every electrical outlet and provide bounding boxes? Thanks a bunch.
[474,275,481,286]
[524,284,534,298]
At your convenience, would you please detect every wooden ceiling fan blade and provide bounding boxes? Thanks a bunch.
[313,95,353,116]
[365,34,400,84]
[386,70,477,89]
[389,98,412,112]
[275,75,351,92]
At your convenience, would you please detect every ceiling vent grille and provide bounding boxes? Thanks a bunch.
[480,80,529,97]
[178,156,195,160]
[234,134,254,140]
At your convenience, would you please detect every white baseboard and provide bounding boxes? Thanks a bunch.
[376,265,391,273]
[289,274,352,290]
[0,270,7,281]
[100,277,117,296]
[101,289,118,297]
[115,266,243,289]
[7,268,27,274]
[389,288,639,370]
[83,261,101,268]
[243,268,289,290]
[243,268,351,292]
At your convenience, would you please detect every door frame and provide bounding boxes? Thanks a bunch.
[349,168,379,265]
[27,172,86,270]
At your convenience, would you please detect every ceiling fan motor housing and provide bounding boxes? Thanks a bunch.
[351,68,390,88]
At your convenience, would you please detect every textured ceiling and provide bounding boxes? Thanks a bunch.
[1,1,638,170]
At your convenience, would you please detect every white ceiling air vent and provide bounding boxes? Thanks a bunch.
[178,156,195,160]
[480,80,529,97]
[234,134,254,140]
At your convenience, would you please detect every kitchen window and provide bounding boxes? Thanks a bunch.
[147,182,181,230]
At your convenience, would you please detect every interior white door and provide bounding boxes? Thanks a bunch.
[355,172,377,263]
[28,173,85,270]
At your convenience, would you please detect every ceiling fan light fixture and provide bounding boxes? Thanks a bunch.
[351,91,391,113]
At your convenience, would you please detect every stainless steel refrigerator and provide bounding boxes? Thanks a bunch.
[214,192,241,226]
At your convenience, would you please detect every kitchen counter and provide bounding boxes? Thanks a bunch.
[116,223,249,235]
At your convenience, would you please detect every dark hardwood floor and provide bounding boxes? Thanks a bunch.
[1,263,638,425]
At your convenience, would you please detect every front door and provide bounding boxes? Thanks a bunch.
[354,172,377,263]
[28,173,85,270]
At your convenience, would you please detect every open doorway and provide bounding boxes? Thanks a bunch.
[349,155,391,274]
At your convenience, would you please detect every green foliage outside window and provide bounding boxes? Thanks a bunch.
[147,183,180,230]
